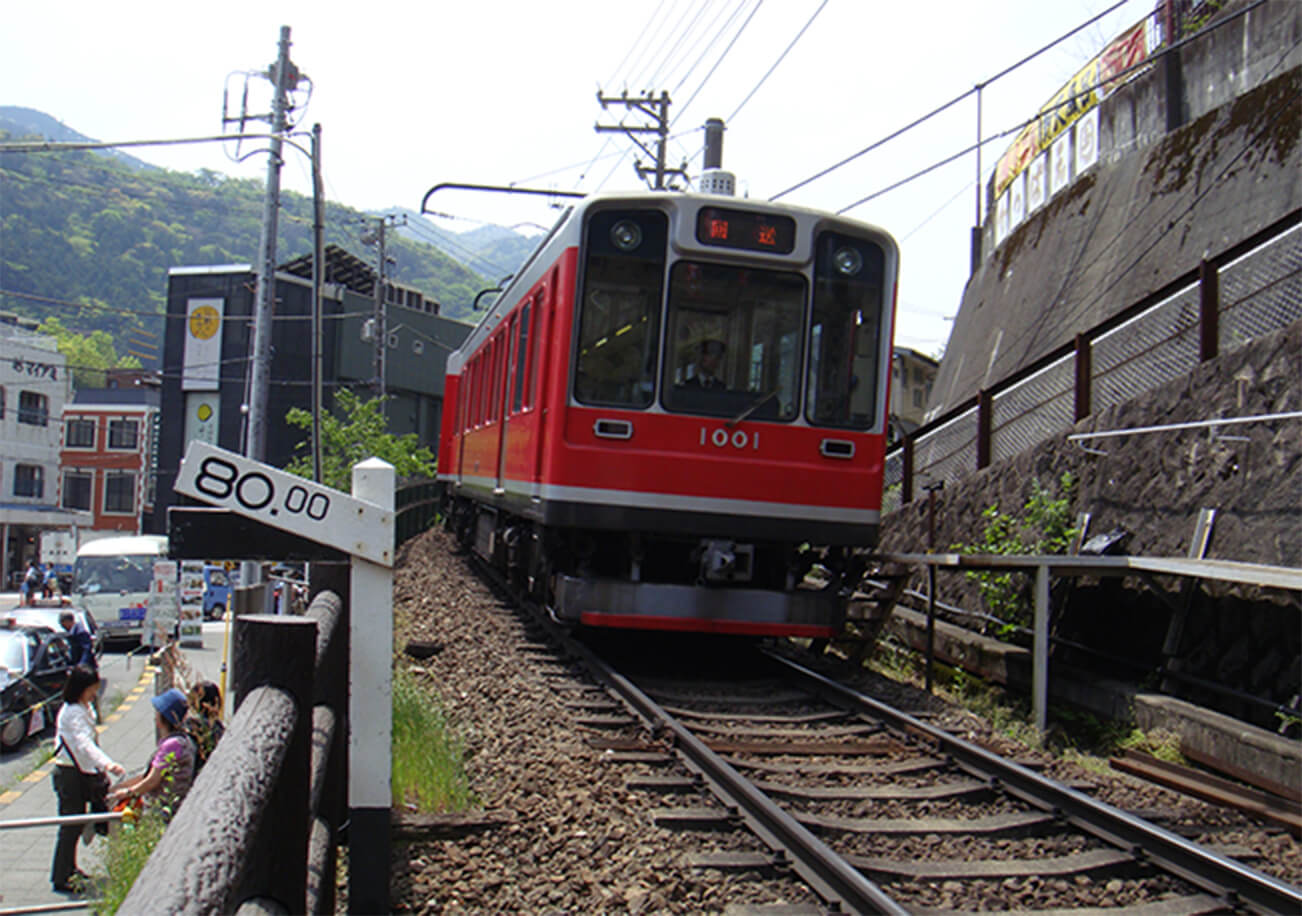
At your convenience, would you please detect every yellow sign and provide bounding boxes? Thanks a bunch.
[188,305,221,340]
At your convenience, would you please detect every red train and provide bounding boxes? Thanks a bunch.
[438,191,899,637]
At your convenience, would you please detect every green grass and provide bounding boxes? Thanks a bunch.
[392,666,475,812]
[88,807,167,915]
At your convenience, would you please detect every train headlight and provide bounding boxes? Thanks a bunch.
[832,246,863,277]
[611,220,643,252]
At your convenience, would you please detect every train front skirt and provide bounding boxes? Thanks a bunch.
[552,574,844,638]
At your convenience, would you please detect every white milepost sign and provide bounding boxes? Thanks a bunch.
[175,442,394,567]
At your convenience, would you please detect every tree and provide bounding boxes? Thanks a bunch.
[38,316,142,388]
[284,389,436,490]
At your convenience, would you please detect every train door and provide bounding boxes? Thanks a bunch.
[531,281,554,497]
[494,314,517,493]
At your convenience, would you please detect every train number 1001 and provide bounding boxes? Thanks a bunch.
[699,427,760,450]
[194,455,331,520]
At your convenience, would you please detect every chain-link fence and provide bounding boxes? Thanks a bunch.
[893,219,1301,508]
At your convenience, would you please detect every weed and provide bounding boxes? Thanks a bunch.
[953,473,1078,631]
[88,807,168,915]
[392,666,475,812]
[1117,727,1185,764]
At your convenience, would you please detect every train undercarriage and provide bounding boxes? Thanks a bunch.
[445,494,867,637]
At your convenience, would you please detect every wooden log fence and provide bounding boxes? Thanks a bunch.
[122,589,347,915]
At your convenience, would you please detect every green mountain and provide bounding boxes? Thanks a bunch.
[0,114,488,367]
[389,207,542,283]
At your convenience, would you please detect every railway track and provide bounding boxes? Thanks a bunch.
[554,630,1302,914]
[433,543,1300,913]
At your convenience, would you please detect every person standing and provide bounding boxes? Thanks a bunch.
[59,612,96,671]
[51,665,124,893]
[21,561,41,606]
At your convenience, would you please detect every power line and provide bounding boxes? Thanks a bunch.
[672,0,766,128]
[606,0,673,88]
[727,0,829,124]
[770,0,1128,201]
[644,0,720,91]
[671,0,752,97]
[0,287,371,322]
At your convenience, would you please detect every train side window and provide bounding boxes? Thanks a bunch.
[493,333,507,422]
[513,302,530,414]
[475,354,486,427]
[574,209,667,408]
[468,357,477,428]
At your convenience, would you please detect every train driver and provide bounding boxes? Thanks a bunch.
[685,339,726,389]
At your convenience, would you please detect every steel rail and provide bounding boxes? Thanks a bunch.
[766,651,1302,914]
[558,635,907,915]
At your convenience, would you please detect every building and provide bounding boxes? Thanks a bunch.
[152,246,473,531]
[0,321,90,588]
[889,347,938,440]
[58,379,160,536]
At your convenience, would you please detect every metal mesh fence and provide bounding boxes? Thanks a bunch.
[884,222,1298,513]
[1219,224,1302,352]
[883,449,904,514]
[1092,286,1200,415]
[913,405,977,488]
[991,352,1075,463]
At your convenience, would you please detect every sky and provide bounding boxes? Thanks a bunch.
[2,0,1158,354]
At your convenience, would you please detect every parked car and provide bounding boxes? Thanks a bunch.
[203,565,233,621]
[0,622,75,751]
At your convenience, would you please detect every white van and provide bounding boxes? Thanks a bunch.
[73,535,168,644]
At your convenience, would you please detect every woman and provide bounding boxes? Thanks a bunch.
[51,665,125,893]
[108,688,196,821]
[184,681,224,766]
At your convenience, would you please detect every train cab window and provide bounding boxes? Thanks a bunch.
[574,210,667,408]
[806,232,888,430]
[662,261,805,422]
[512,303,530,414]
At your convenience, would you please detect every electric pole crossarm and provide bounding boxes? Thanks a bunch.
[593,89,676,191]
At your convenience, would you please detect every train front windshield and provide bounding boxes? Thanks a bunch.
[661,262,805,422]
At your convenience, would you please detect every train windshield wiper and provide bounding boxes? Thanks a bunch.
[727,389,779,428]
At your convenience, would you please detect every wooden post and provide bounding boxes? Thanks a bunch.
[1073,333,1092,422]
[1199,258,1219,362]
[976,389,992,470]
[349,458,394,915]
[232,613,317,912]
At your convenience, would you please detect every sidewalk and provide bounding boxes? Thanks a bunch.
[0,623,231,913]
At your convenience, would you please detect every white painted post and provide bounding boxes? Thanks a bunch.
[349,457,394,914]
[1033,564,1050,734]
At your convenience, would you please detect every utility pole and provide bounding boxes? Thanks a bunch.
[595,90,688,190]
[246,25,301,463]
[362,214,406,406]
[311,123,324,484]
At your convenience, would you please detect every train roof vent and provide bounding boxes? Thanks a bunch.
[698,169,735,196]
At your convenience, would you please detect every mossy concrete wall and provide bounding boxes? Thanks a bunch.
[932,0,1301,415]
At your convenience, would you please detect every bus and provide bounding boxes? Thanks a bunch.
[72,535,168,644]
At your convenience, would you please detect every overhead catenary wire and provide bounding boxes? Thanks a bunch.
[770,0,1128,201]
